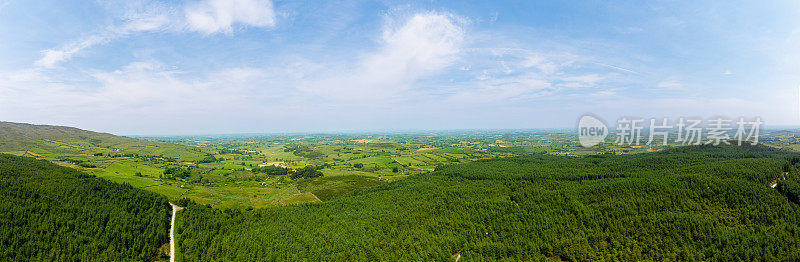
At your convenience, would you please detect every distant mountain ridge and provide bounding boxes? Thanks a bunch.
[0,121,211,161]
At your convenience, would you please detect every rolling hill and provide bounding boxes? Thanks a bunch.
[0,121,212,161]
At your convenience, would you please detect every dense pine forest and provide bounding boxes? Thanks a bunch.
[0,154,171,261]
[176,144,800,261]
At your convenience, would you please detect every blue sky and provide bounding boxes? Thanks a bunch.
[0,0,798,135]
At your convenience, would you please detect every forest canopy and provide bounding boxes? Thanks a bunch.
[0,154,171,261]
[176,144,800,261]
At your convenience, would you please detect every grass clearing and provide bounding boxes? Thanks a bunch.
[281,192,322,205]
[297,175,384,201]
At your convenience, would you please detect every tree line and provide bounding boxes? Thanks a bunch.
[0,154,171,261]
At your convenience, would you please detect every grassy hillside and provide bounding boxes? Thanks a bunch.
[0,154,171,261]
[0,122,384,209]
[0,121,211,161]
[176,144,800,261]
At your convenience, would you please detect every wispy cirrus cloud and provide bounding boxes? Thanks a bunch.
[293,12,465,100]
[185,0,276,35]
[8,0,798,134]
[656,79,684,90]
[35,0,277,68]
[36,35,110,68]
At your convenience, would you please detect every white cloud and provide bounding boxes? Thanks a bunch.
[35,0,276,67]
[185,0,276,35]
[297,12,465,100]
[0,61,290,133]
[34,2,174,68]
[446,73,552,104]
[519,53,578,75]
[35,33,118,68]
[7,1,800,133]
[477,70,490,80]
[18,9,638,133]
[447,45,625,104]
[559,74,604,88]
[215,67,266,82]
[35,50,68,68]
[365,12,463,82]
[656,79,684,90]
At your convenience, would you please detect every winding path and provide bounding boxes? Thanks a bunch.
[169,202,178,262]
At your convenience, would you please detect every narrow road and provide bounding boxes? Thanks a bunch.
[169,202,177,262]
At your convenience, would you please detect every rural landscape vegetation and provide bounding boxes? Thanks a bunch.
[2,0,800,261]
[4,122,800,260]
